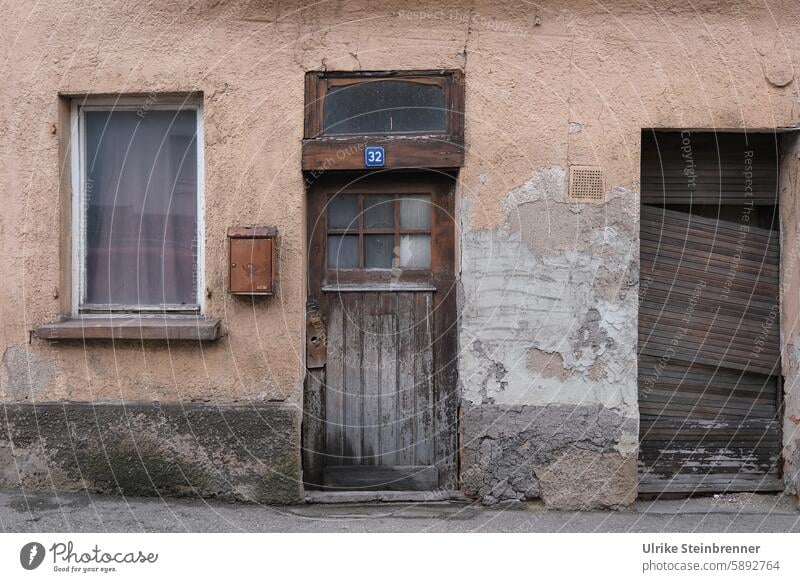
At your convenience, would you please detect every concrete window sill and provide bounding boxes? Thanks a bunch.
[35,317,221,342]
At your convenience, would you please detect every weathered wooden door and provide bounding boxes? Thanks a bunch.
[303,172,458,491]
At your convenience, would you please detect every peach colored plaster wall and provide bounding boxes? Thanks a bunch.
[0,1,798,426]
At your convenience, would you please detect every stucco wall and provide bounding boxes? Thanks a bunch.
[1,0,799,505]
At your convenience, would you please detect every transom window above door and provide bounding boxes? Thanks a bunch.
[302,71,465,172]
[327,194,432,270]
[306,72,462,139]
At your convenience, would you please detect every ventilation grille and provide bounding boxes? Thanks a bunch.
[567,165,605,203]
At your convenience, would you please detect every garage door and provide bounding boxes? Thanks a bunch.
[638,131,782,495]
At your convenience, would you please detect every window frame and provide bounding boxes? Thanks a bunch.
[69,95,205,317]
[320,77,449,137]
[304,70,464,140]
[326,193,433,271]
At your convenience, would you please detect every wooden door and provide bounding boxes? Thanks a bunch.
[303,172,458,491]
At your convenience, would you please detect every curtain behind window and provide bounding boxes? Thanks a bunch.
[84,110,198,308]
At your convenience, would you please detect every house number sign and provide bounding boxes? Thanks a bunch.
[364,146,385,167]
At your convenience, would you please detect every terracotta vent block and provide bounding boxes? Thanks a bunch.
[567,165,606,203]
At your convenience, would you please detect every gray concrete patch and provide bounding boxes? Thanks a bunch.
[461,403,637,508]
[0,402,302,504]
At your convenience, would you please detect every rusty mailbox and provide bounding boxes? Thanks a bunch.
[227,226,277,295]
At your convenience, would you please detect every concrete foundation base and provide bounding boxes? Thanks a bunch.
[461,403,638,509]
[0,402,303,504]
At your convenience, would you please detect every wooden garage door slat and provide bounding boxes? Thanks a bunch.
[640,313,780,349]
[640,234,778,267]
[639,306,778,338]
[639,334,779,374]
[640,241,778,278]
[641,205,778,243]
[638,356,778,397]
[639,280,779,311]
[638,381,776,400]
[638,386,776,406]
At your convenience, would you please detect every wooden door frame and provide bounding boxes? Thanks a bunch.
[302,170,460,491]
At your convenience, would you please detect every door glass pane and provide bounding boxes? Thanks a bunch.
[323,80,447,135]
[84,109,197,307]
[400,234,431,269]
[327,235,359,269]
[364,195,394,229]
[364,235,394,269]
[328,195,359,230]
[400,195,431,229]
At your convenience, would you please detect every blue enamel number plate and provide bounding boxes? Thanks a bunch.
[364,146,385,167]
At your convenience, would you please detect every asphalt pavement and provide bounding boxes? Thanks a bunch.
[1,489,798,533]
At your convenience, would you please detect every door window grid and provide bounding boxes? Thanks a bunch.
[327,194,432,270]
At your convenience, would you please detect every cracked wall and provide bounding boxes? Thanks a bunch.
[458,168,640,507]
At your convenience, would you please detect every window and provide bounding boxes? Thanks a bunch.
[322,79,447,135]
[326,193,432,270]
[304,71,464,140]
[302,71,464,171]
[70,96,203,315]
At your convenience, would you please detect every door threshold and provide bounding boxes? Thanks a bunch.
[305,490,468,504]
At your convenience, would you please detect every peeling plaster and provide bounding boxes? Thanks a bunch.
[459,168,638,413]
[458,167,640,505]
[526,348,569,381]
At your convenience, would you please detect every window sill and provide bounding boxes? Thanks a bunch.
[36,317,221,341]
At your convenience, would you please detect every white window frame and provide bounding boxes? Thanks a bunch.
[69,95,205,317]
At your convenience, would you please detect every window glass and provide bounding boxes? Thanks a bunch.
[327,195,359,230]
[400,234,431,269]
[327,235,359,269]
[364,234,395,268]
[400,195,431,229]
[364,195,394,229]
[83,109,197,307]
[323,80,446,135]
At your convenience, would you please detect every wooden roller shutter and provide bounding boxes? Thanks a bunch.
[638,132,782,495]
[641,131,779,206]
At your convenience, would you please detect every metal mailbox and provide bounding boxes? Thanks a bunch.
[227,226,277,296]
